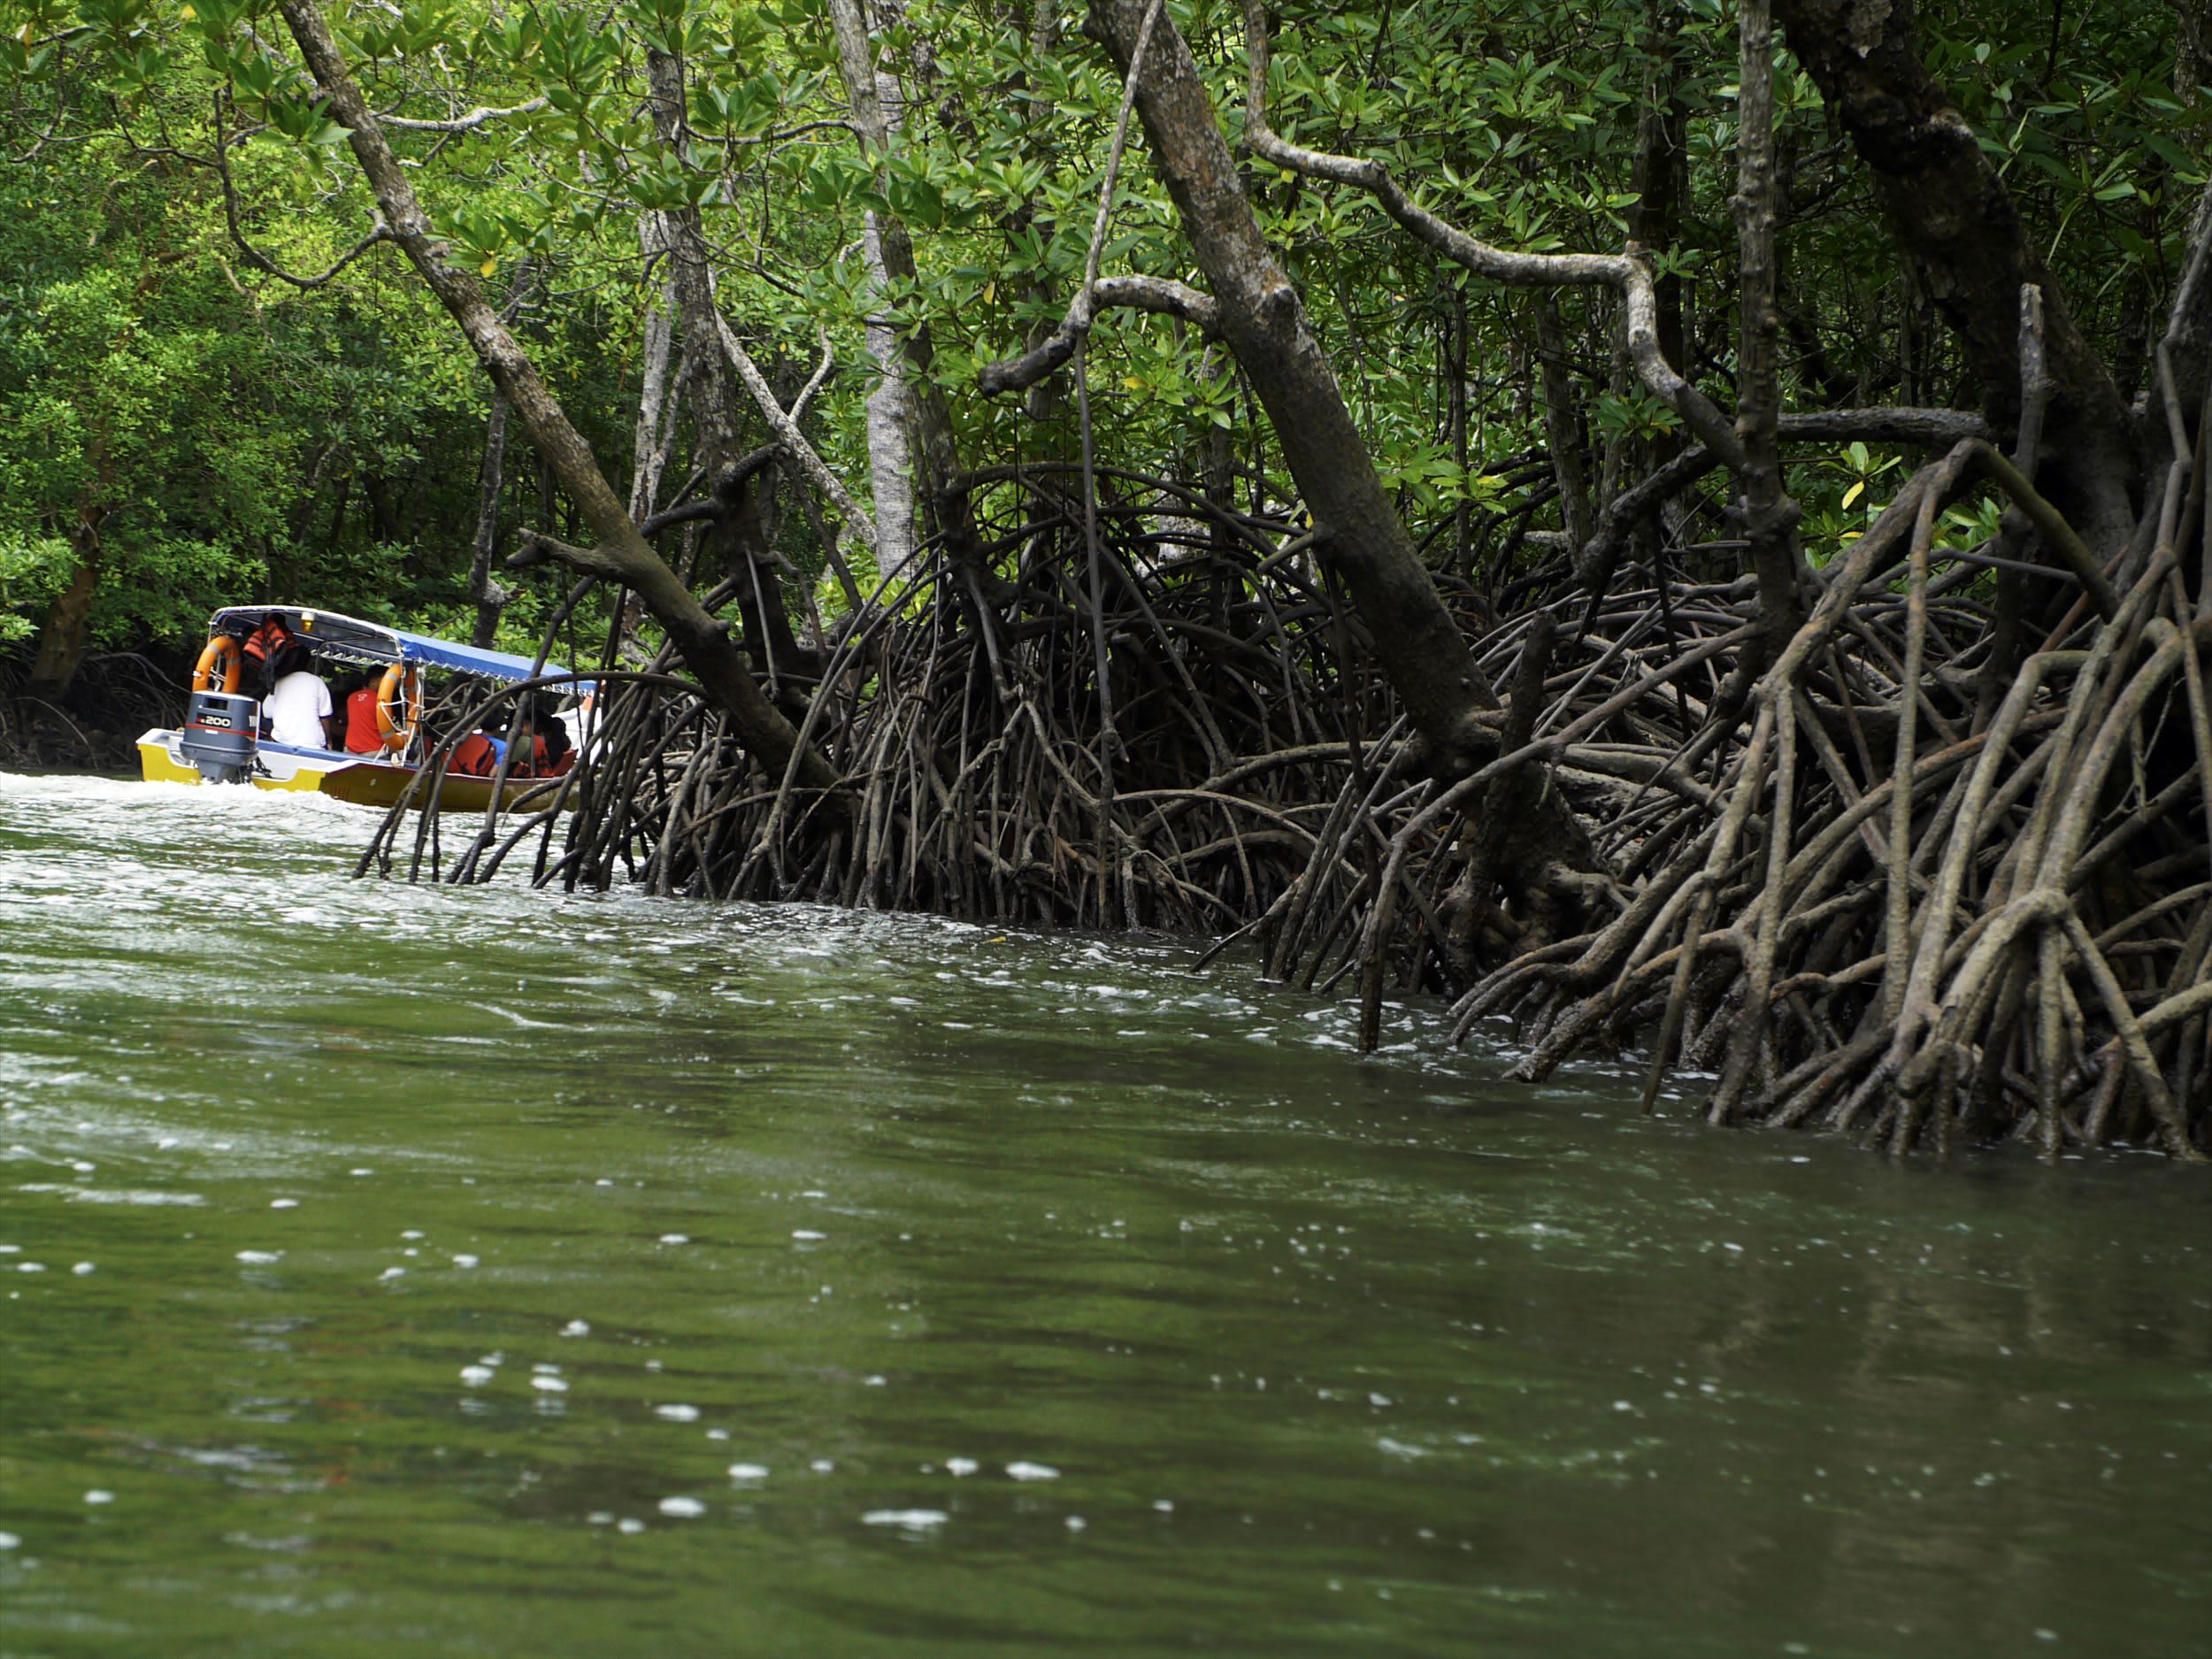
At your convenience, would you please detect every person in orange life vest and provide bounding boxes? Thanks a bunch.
[513,700,574,777]
[450,710,509,777]
[342,672,385,755]
[237,617,296,697]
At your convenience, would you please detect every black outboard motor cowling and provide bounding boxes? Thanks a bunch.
[180,690,259,784]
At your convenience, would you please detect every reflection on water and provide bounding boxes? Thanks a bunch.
[2,772,2208,1657]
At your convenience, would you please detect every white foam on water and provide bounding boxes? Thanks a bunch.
[863,1509,947,1529]
[944,1457,978,1477]
[235,1251,282,1265]
[726,1463,769,1481]
[655,1404,700,1423]
[1006,1462,1059,1482]
[658,1233,690,1245]
[531,1375,569,1394]
[1065,1516,1087,1532]
[83,1491,113,1506]
[1154,1499,1174,1513]
[791,1230,826,1241]
[460,1365,495,1386]
[378,1267,404,1281]
[0,1532,18,1549]
[810,1458,834,1474]
[617,1517,644,1534]
[401,1230,426,1240]
[561,1319,591,1337]
[71,1262,94,1275]
[270,1199,299,1210]
[17,1262,45,1273]
[657,1496,705,1519]
[451,1254,480,1269]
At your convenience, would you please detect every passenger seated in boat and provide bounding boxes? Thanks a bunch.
[264,653,337,750]
[342,672,385,756]
[239,616,296,698]
[451,712,509,777]
[514,700,574,777]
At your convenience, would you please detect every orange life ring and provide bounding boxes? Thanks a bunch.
[376,664,424,752]
[191,636,242,695]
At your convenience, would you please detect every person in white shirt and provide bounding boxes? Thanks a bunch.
[558,680,600,759]
[264,665,335,749]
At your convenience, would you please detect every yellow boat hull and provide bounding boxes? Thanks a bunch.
[137,731,571,814]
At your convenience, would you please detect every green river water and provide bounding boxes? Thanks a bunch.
[1,772,2208,1657]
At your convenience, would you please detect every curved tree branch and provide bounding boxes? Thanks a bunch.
[979,276,1223,395]
[1240,0,1745,474]
[380,96,549,133]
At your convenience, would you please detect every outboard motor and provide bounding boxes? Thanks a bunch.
[180,690,259,784]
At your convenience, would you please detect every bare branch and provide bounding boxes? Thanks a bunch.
[1240,0,1744,472]
[506,529,631,581]
[1961,441,2119,619]
[1577,409,1993,588]
[706,286,878,552]
[380,97,548,133]
[977,0,1194,399]
[979,276,1222,396]
[211,91,389,289]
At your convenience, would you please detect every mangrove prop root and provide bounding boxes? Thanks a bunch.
[363,438,2210,1159]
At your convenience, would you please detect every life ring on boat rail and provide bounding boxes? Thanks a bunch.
[375,664,424,752]
[191,636,242,695]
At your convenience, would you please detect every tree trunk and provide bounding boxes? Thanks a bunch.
[821,5,920,595]
[1081,0,1509,777]
[826,0,1003,602]
[25,521,102,699]
[1533,296,1594,557]
[1732,0,1809,657]
[276,0,837,795]
[645,50,804,677]
[858,208,921,593]
[1773,0,2138,549]
[628,213,680,525]
[466,391,510,650]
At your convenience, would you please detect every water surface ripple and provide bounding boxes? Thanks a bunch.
[1,772,2207,1656]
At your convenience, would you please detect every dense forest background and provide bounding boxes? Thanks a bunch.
[6,0,2200,687]
[5,0,2212,1156]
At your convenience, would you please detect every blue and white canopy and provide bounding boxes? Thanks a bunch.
[208,607,567,684]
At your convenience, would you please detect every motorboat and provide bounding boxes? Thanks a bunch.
[137,606,574,812]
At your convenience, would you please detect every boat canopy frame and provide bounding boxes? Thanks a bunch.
[208,606,565,685]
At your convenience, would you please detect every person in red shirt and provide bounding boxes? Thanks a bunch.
[342,673,385,754]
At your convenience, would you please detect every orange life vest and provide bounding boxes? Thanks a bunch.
[451,733,500,776]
